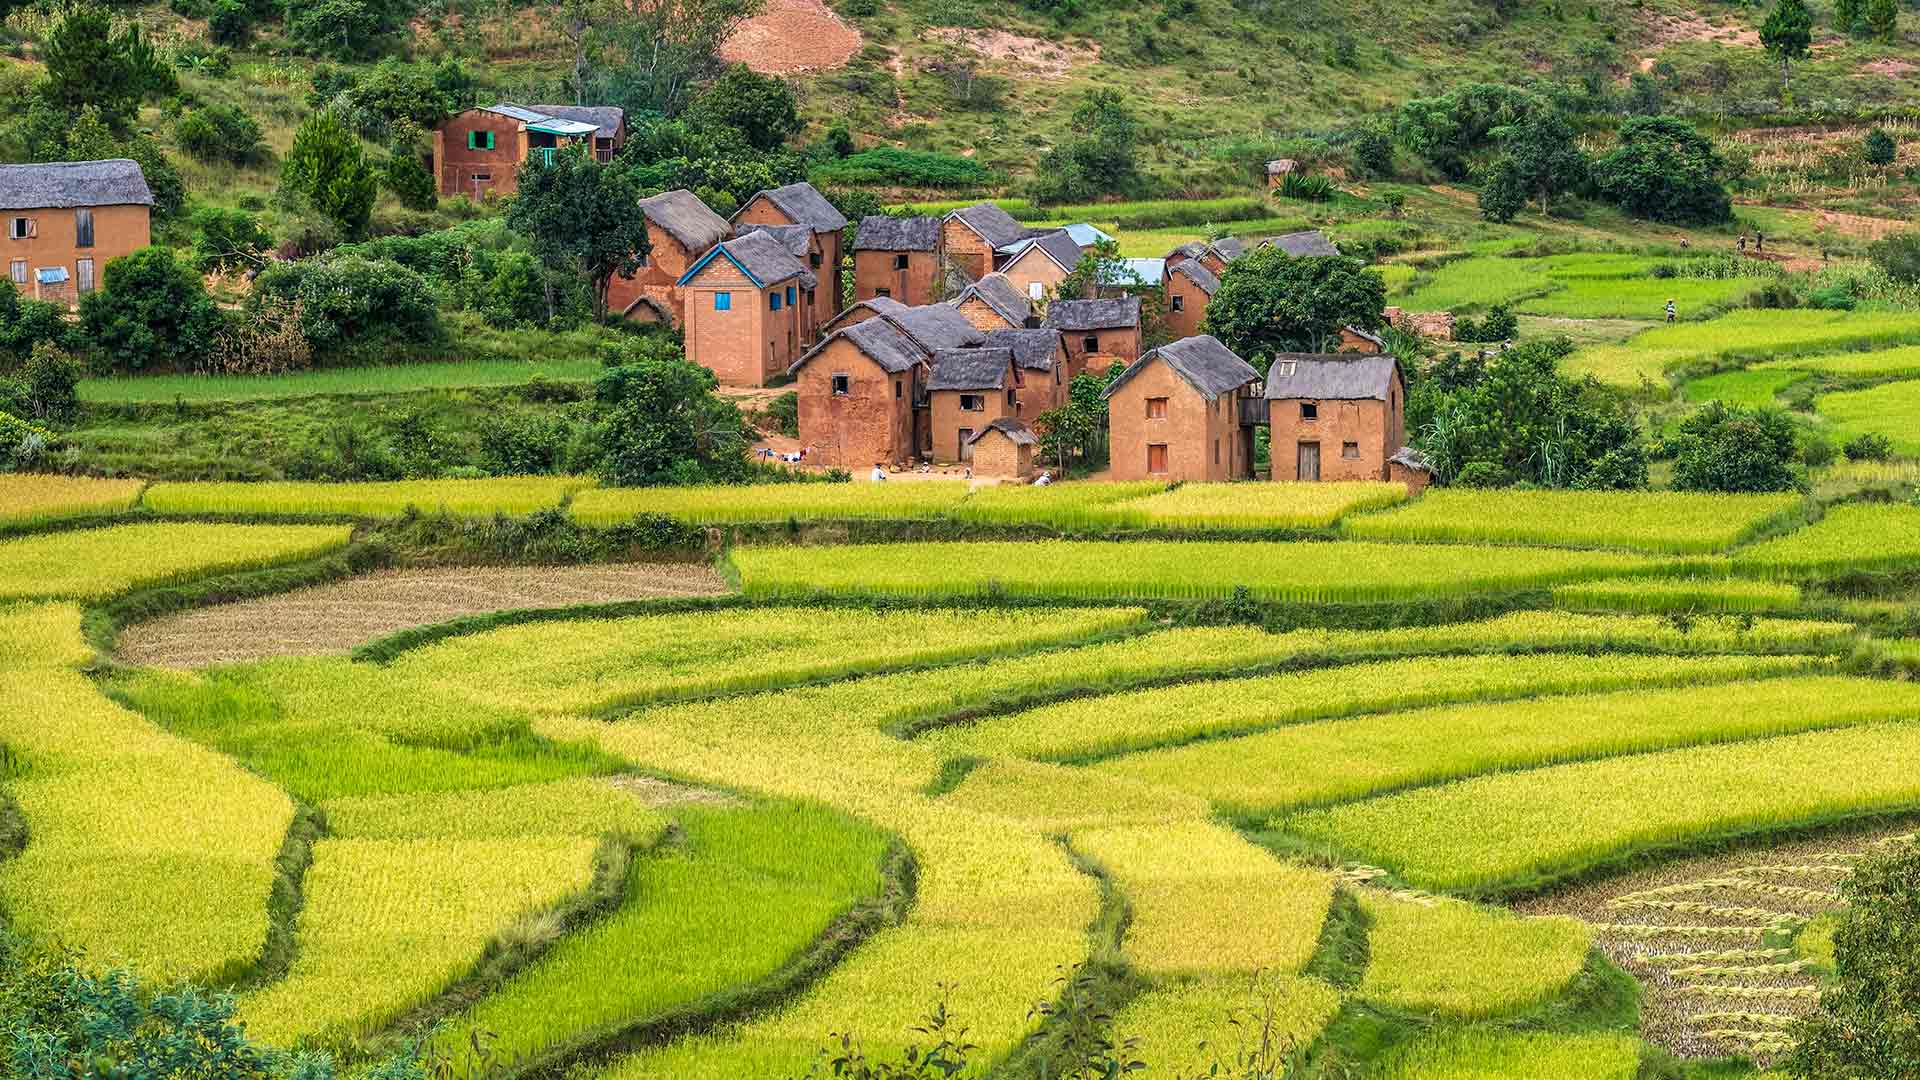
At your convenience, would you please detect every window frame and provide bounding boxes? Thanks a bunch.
[714,291,732,311]
[786,285,796,306]
[1170,294,1184,312]
[9,217,32,241]
[1082,334,1100,353]
[1342,441,1361,459]
[893,253,910,271]
[75,256,94,294]
[959,393,986,412]
[831,373,851,395]
[1300,402,1318,421]
[1145,397,1168,420]
[74,208,93,248]
[770,292,782,312]
[8,259,24,284]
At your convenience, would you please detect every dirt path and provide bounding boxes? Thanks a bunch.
[116,564,733,669]
[1520,824,1918,1063]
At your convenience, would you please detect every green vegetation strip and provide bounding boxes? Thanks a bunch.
[1732,503,1920,576]
[0,522,352,602]
[1284,720,1920,895]
[1815,378,1920,457]
[142,478,594,518]
[728,540,1676,604]
[1372,1028,1641,1080]
[1551,576,1802,614]
[1356,892,1591,1019]
[1566,309,1920,389]
[1342,489,1805,554]
[78,357,604,404]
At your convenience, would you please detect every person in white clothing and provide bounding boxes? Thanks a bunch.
[871,464,888,481]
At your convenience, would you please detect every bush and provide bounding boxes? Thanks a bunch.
[686,65,803,151]
[1591,116,1732,225]
[0,409,50,471]
[79,247,227,373]
[207,0,255,44]
[1030,90,1146,204]
[252,253,441,360]
[1277,172,1336,201]
[1844,432,1894,462]
[483,251,549,329]
[1867,233,1920,284]
[311,58,477,143]
[17,341,80,423]
[281,110,378,239]
[812,147,993,187]
[384,151,438,211]
[1669,400,1802,493]
[594,336,753,486]
[1784,841,1920,1079]
[1453,304,1518,343]
[0,283,70,359]
[190,206,275,275]
[480,412,581,475]
[176,103,265,164]
[1865,127,1897,167]
[286,0,405,59]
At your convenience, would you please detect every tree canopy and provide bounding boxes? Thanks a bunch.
[1784,841,1920,1080]
[507,145,651,320]
[1200,249,1386,360]
[281,110,380,239]
[1591,115,1732,225]
[684,65,803,152]
[594,337,753,485]
[1031,90,1145,205]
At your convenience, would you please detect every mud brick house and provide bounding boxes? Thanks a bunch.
[1164,259,1220,340]
[998,229,1085,301]
[607,189,731,325]
[853,215,942,305]
[983,327,1068,413]
[950,272,1034,332]
[0,159,151,308]
[927,346,1023,463]
[1338,325,1387,353]
[1262,230,1340,258]
[942,202,1030,281]
[1043,296,1142,379]
[1263,353,1408,482]
[433,104,625,199]
[1165,237,1244,277]
[733,182,847,315]
[677,228,818,386]
[1103,334,1262,483]
[967,417,1039,479]
[733,222,825,347]
[823,295,913,334]
[790,302,986,466]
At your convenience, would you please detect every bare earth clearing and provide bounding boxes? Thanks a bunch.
[115,564,733,668]
[718,0,862,74]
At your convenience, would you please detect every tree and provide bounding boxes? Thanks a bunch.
[1669,400,1802,493]
[1868,232,1920,282]
[1396,82,1545,180]
[1865,127,1898,167]
[1485,108,1587,217]
[1478,161,1527,223]
[286,0,404,59]
[1784,841,1920,1080]
[1030,90,1145,204]
[1348,118,1395,179]
[685,65,802,151]
[190,206,274,274]
[594,338,752,485]
[1033,362,1126,475]
[587,0,764,116]
[251,253,441,359]
[1591,116,1732,225]
[506,145,651,320]
[79,247,226,373]
[385,151,439,211]
[1760,0,1814,102]
[1867,0,1898,42]
[176,104,267,164]
[280,111,378,239]
[1836,0,1865,34]
[38,5,176,131]
[1201,248,1386,360]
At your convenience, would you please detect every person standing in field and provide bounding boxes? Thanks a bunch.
[1666,299,1677,323]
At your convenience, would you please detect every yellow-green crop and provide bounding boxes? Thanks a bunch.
[0,602,91,671]
[0,474,143,529]
[1553,576,1801,614]
[1374,1029,1642,1080]
[569,481,971,526]
[1111,974,1343,1077]
[1343,488,1804,554]
[142,477,592,518]
[0,523,351,601]
[1733,503,1920,575]
[949,481,1166,529]
[1118,480,1407,530]
[1357,892,1590,1018]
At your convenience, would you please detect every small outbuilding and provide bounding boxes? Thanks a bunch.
[927,346,1022,463]
[1388,446,1433,496]
[967,417,1039,479]
[1264,353,1408,483]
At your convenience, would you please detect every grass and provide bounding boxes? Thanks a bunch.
[932,652,1808,764]
[942,758,1209,831]
[1119,480,1408,530]
[323,777,666,841]
[0,475,144,530]
[1565,310,1920,388]
[1373,1028,1642,1079]
[1682,368,1808,409]
[1284,719,1920,895]
[1515,275,1769,319]
[1102,673,1897,815]
[947,480,1168,529]
[1110,974,1343,1077]
[0,523,352,601]
[1072,821,1333,977]
[1732,503,1920,575]
[1341,489,1806,554]
[727,540,1674,604]
[1754,343,1920,377]
[1552,576,1803,614]
[0,602,92,672]
[78,356,606,404]
[569,482,973,525]
[1356,892,1591,1018]
[1393,256,1553,311]
[143,477,594,518]
[1815,378,1920,456]
[388,606,1146,714]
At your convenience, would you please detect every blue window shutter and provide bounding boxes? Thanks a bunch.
[715,292,731,310]
[770,292,780,311]
[786,286,795,305]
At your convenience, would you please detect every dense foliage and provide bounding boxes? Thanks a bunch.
[281,110,380,238]
[1201,249,1386,359]
[685,65,803,152]
[1031,90,1146,204]
[1667,400,1803,493]
[1785,842,1920,1079]
[1591,116,1733,225]
[79,247,225,373]
[252,252,443,360]
[594,336,752,486]
[507,146,651,319]
[176,104,267,164]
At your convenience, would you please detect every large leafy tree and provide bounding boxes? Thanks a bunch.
[79,247,226,373]
[1760,0,1814,102]
[1668,400,1802,493]
[577,0,764,116]
[1396,82,1545,181]
[1031,90,1145,204]
[594,338,752,486]
[1784,842,1920,1080]
[1200,248,1386,360]
[1591,116,1732,225]
[685,65,802,152]
[1033,362,1126,476]
[506,145,651,320]
[1482,108,1588,219]
[281,110,379,239]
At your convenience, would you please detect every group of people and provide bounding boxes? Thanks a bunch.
[870,464,1052,485]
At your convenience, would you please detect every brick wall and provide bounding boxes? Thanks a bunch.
[795,341,917,467]
[2,202,148,309]
[607,225,702,325]
[854,249,939,306]
[1058,325,1141,381]
[1389,460,1431,496]
[1107,360,1248,483]
[682,259,772,386]
[735,195,845,317]
[1267,390,1404,482]
[434,109,524,198]
[956,296,1017,332]
[999,246,1067,302]
[942,218,995,282]
[1164,275,1209,340]
[930,383,1016,464]
[971,432,1032,478]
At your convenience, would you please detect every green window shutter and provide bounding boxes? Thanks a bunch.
[484,132,495,150]
[467,131,477,150]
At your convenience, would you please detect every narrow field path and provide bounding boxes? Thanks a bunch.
[116,565,733,668]
[1519,824,1917,1063]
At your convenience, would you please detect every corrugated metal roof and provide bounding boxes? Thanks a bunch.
[1061,222,1115,248]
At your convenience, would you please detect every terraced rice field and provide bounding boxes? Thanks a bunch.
[3,480,1914,1079]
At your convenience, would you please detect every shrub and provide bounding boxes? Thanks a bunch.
[79,247,226,373]
[479,413,580,475]
[1868,233,1920,284]
[207,0,255,43]
[17,341,80,424]
[176,103,265,164]
[252,253,441,360]
[0,409,50,471]
[1864,127,1897,167]
[1669,400,1802,493]
[594,337,753,487]
[483,251,549,329]
[1844,432,1894,462]
[1591,116,1732,225]
[1452,304,1518,343]
[286,0,405,59]
[190,206,274,274]
[384,152,437,211]
[1030,90,1146,204]
[686,65,803,151]
[281,110,378,239]
[1784,841,1920,1079]
[812,147,992,187]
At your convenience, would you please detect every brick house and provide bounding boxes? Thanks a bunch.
[983,327,1067,413]
[967,417,1039,479]
[676,228,818,386]
[950,272,1033,332]
[823,295,913,334]
[998,229,1084,301]
[1338,325,1387,353]
[1261,230,1340,258]
[790,302,986,466]
[1165,237,1244,277]
[1103,334,1262,483]
[733,222,826,347]
[1164,259,1220,340]
[1263,353,1408,482]
[1043,296,1142,379]
[733,182,847,315]
[607,189,732,325]
[433,104,625,199]
[927,346,1022,463]
[942,202,1030,281]
[0,159,151,308]
[853,215,941,305]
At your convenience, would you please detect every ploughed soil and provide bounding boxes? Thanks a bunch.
[116,564,733,668]
[718,0,862,74]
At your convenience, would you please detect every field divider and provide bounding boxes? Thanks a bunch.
[226,803,327,993]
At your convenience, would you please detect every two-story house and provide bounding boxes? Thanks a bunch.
[732,182,848,315]
[0,159,152,308]
[432,104,626,199]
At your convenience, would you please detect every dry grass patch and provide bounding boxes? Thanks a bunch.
[0,474,143,530]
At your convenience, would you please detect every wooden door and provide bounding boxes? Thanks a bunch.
[1297,441,1320,481]
[959,428,974,462]
[1147,443,1168,474]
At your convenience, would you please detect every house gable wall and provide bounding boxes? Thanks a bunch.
[434,109,525,198]
[929,375,1017,464]
[1268,381,1406,482]
[1056,324,1141,381]
[942,217,996,282]
[794,341,916,467]
[1165,274,1210,340]
[855,249,939,306]
[999,246,1067,302]
[1107,360,1247,483]
[1,202,149,309]
[681,257,777,387]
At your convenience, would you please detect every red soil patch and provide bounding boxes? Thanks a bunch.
[1862,57,1918,77]
[925,27,1097,78]
[719,0,862,74]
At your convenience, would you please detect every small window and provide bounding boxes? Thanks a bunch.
[1006,389,1016,405]
[9,217,32,240]
[74,208,93,248]
[894,379,902,399]
[807,289,816,304]
[1082,335,1099,353]
[960,394,985,411]
[894,253,910,270]
[811,252,822,268]
[770,292,782,311]
[75,257,93,294]
[831,373,851,395]
[1342,441,1361,459]
[466,130,495,151]
[1300,402,1318,421]
[786,285,796,306]
[8,259,24,285]
[1276,361,1297,377]
[1170,294,1184,312]
[470,172,492,182]
[1214,439,1220,465]
[1146,397,1168,420]
[714,292,732,311]
[875,287,891,298]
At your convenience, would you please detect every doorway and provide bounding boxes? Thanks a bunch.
[1297,441,1320,481]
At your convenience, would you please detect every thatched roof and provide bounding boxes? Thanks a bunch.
[855,215,940,251]
[1104,335,1259,403]
[1043,297,1142,332]
[1264,354,1402,401]
[640,189,731,255]
[927,347,1015,391]
[0,159,152,210]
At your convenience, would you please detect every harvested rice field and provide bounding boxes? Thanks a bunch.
[4,477,1915,1080]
